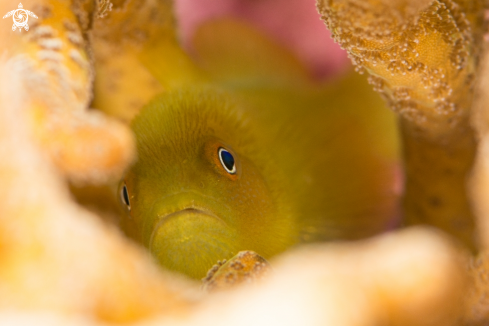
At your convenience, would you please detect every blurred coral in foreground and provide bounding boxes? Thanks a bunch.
[0,0,489,325]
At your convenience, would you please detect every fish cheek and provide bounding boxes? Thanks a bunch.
[225,159,279,254]
[121,168,165,244]
[202,141,283,254]
[200,144,271,246]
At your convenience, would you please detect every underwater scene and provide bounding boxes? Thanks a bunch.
[0,0,488,325]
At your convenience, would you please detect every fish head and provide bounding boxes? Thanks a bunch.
[120,88,296,279]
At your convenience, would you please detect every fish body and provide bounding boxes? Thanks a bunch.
[119,20,399,279]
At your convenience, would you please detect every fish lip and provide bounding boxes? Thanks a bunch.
[149,206,229,247]
[157,206,227,226]
[145,190,233,247]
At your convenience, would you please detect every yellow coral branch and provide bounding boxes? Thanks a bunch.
[0,0,135,184]
[0,58,196,323]
[202,251,271,292]
[317,0,486,249]
[90,0,202,122]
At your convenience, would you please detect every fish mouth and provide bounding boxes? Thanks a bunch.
[149,206,228,245]
[148,204,238,279]
[158,206,227,226]
[143,190,234,239]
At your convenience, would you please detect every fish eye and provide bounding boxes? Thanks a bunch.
[120,182,131,211]
[218,147,236,174]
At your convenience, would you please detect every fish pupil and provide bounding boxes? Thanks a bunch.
[219,148,236,174]
[121,184,131,209]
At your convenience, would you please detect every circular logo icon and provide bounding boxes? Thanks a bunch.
[13,9,28,27]
[3,3,38,32]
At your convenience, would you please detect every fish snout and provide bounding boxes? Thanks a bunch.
[146,194,239,279]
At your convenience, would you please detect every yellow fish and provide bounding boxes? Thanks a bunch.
[118,20,400,279]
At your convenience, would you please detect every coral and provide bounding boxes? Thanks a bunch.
[470,46,489,249]
[202,251,271,292]
[90,0,201,122]
[317,0,486,250]
[0,0,135,184]
[464,47,489,325]
[0,58,196,323]
[465,251,489,324]
[146,228,469,326]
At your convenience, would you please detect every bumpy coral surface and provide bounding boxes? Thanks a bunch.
[318,0,485,250]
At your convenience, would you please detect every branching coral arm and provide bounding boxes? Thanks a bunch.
[91,0,204,122]
[317,0,486,249]
[0,0,135,184]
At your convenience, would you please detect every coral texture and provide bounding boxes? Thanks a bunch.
[317,0,486,250]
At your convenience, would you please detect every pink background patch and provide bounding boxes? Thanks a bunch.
[175,0,350,80]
